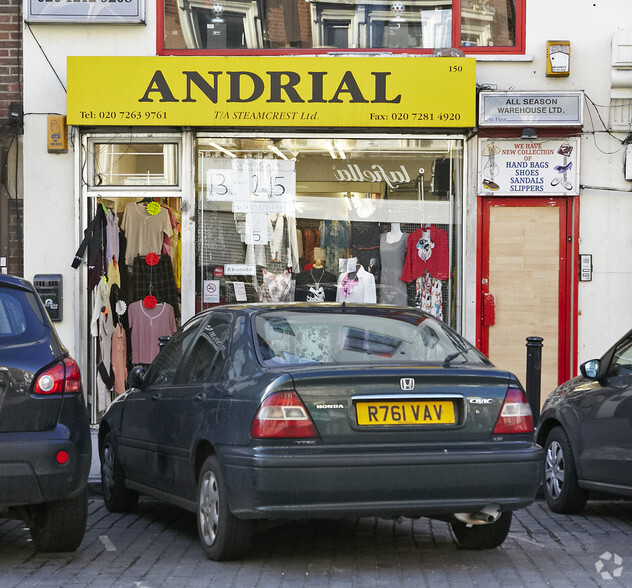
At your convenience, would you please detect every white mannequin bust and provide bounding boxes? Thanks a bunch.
[386,222,403,243]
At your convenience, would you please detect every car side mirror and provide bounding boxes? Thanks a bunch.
[127,365,146,389]
[580,359,600,379]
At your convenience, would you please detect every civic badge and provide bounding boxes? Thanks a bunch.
[400,378,415,391]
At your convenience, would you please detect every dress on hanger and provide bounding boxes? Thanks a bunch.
[379,230,409,305]
[321,220,351,274]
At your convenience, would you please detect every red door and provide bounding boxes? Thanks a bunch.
[477,196,578,403]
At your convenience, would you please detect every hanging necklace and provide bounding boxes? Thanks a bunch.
[307,268,326,302]
[310,267,325,287]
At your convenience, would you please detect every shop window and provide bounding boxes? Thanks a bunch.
[92,143,179,187]
[81,135,184,421]
[194,136,463,331]
[160,0,523,54]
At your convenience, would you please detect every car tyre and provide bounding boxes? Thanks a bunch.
[101,431,139,512]
[451,511,512,550]
[543,426,587,514]
[29,488,88,552]
[197,455,253,561]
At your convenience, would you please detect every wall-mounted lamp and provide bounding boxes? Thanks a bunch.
[521,127,537,139]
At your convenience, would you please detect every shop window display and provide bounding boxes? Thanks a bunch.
[72,196,182,415]
[195,137,462,330]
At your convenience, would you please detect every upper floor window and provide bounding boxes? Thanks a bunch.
[159,0,524,55]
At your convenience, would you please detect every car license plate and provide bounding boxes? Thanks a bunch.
[355,400,455,425]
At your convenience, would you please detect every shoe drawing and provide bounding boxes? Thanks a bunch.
[557,143,573,157]
[554,161,573,173]
[483,179,500,190]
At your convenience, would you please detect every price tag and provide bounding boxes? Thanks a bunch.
[206,160,234,201]
[234,159,296,204]
[245,213,269,245]
[206,158,296,209]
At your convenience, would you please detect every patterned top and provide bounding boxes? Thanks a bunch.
[320,220,351,274]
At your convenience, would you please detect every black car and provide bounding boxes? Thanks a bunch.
[0,274,91,551]
[99,303,543,560]
[537,328,632,513]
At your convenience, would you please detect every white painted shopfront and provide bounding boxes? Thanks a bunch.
[21,1,632,418]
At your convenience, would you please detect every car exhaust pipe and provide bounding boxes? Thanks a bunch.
[454,503,501,525]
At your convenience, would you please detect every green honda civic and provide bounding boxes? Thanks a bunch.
[99,303,543,560]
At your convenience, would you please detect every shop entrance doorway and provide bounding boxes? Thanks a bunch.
[478,197,578,407]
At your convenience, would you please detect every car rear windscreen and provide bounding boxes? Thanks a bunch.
[254,308,489,367]
[0,287,48,345]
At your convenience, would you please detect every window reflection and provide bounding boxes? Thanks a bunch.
[163,0,516,51]
[460,0,515,47]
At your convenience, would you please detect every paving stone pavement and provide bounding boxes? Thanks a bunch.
[2,429,630,587]
[1,495,631,588]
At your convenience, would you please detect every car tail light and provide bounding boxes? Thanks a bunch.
[493,387,534,434]
[251,391,318,439]
[34,357,82,395]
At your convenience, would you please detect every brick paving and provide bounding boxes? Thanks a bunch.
[1,429,629,587]
[1,495,631,587]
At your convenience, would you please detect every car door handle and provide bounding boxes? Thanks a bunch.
[151,393,161,401]
[194,392,206,402]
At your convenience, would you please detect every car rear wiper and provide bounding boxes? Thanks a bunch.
[443,346,472,367]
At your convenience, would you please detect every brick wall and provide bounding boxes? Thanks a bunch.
[0,0,22,277]
[0,0,22,127]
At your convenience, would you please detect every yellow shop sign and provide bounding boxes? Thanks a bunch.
[67,56,475,128]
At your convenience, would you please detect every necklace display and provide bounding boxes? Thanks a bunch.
[307,268,326,302]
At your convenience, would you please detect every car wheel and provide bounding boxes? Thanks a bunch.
[197,455,253,561]
[451,511,512,550]
[28,488,88,552]
[543,426,587,514]
[101,431,139,512]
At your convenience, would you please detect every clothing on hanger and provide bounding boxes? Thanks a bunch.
[121,201,173,266]
[128,300,177,364]
[400,224,449,283]
[71,204,107,291]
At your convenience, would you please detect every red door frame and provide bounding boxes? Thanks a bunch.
[476,196,579,385]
